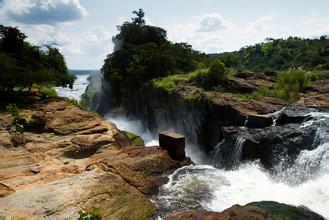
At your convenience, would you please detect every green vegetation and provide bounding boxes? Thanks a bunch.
[125,131,145,146]
[192,59,228,89]
[101,10,329,105]
[216,36,329,71]
[153,74,191,91]
[39,86,58,98]
[0,25,74,96]
[102,9,205,105]
[78,208,101,220]
[5,103,20,117]
[236,70,329,102]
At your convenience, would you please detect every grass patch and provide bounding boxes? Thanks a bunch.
[307,70,329,81]
[237,70,319,102]
[152,74,192,91]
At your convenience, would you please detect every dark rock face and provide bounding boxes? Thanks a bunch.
[248,201,324,220]
[245,115,273,128]
[164,201,324,220]
[134,85,210,150]
[275,107,314,126]
[216,121,317,168]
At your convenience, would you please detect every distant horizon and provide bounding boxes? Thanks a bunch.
[1,0,328,69]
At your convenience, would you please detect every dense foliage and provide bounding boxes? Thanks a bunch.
[216,36,329,71]
[0,25,74,92]
[102,9,205,105]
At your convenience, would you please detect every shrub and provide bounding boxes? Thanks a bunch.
[274,71,310,101]
[39,86,57,98]
[5,103,19,117]
[193,60,227,89]
[78,208,101,220]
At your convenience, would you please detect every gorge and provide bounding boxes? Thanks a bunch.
[80,70,329,218]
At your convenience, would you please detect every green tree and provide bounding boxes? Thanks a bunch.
[102,10,204,105]
[132,9,145,26]
[0,25,74,93]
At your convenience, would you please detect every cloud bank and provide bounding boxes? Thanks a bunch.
[2,0,88,25]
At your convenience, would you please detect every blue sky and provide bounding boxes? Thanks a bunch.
[1,0,329,69]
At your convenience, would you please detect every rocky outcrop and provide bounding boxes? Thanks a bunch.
[164,201,324,220]
[132,76,329,167]
[214,107,326,168]
[0,98,190,219]
[134,83,285,153]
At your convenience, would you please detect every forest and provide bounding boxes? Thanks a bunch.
[0,25,74,94]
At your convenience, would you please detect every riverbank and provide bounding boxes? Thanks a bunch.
[0,98,191,219]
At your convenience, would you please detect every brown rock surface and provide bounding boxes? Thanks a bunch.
[0,99,190,219]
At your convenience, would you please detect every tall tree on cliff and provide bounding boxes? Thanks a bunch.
[102,10,204,106]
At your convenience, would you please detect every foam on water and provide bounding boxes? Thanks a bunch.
[156,111,329,218]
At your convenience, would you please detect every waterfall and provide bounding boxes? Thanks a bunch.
[234,137,245,163]
[155,110,329,219]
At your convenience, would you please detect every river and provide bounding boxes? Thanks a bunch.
[57,73,329,219]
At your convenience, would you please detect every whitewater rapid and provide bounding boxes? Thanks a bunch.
[157,112,329,218]
[59,73,329,218]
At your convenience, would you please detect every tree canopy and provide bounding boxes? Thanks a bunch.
[215,36,329,71]
[0,25,74,92]
[102,9,205,105]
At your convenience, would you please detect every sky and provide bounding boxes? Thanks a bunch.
[1,0,329,69]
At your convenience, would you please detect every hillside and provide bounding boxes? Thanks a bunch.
[215,36,329,71]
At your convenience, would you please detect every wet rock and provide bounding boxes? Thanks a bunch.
[275,107,314,126]
[218,122,317,168]
[248,201,324,220]
[245,114,273,128]
[124,131,145,146]
[164,201,324,220]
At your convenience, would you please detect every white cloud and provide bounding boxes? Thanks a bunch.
[1,0,88,25]
[13,23,113,68]
[247,15,274,31]
[197,13,228,32]
[166,13,284,54]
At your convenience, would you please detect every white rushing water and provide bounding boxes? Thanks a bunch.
[157,112,329,218]
[55,74,90,100]
[104,110,159,146]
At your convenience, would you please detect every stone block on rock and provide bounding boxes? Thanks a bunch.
[159,131,185,161]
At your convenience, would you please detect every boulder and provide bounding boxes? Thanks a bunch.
[216,121,318,168]
[159,131,186,161]
[0,99,190,219]
[275,107,314,126]
[248,201,324,220]
[245,114,273,128]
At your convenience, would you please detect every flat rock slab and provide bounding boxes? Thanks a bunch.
[0,99,190,219]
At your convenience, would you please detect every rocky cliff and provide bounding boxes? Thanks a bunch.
[0,98,190,219]
[133,74,329,168]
